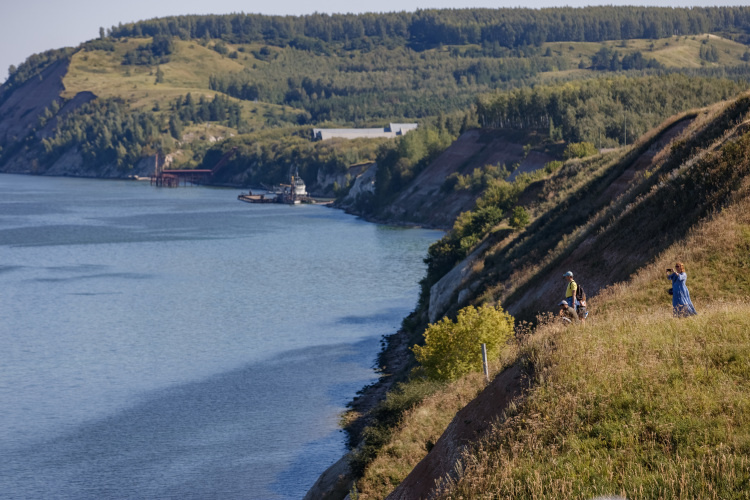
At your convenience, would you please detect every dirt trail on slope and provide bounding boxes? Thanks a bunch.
[386,362,529,500]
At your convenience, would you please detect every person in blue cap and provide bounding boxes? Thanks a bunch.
[563,271,578,310]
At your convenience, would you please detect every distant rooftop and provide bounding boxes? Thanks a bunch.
[313,123,418,141]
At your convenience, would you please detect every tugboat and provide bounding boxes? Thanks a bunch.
[237,167,310,205]
[290,167,308,204]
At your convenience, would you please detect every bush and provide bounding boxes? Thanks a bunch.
[544,160,563,174]
[413,304,514,381]
[509,206,530,230]
[564,141,598,159]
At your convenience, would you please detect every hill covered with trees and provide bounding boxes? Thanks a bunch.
[2,6,750,198]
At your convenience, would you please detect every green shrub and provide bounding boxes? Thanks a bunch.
[509,206,530,230]
[413,304,514,381]
[544,160,563,174]
[564,141,598,159]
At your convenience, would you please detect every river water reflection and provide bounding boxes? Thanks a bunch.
[0,174,441,499]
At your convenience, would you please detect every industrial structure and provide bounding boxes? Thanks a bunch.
[312,123,418,141]
[150,148,237,187]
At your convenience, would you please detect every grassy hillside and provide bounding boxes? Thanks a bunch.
[343,92,750,499]
[63,38,300,131]
[540,33,749,70]
[439,198,750,498]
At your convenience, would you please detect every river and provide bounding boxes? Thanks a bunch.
[0,174,441,499]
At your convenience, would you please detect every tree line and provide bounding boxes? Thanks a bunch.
[40,98,161,169]
[106,7,750,50]
[205,43,569,123]
[476,73,750,146]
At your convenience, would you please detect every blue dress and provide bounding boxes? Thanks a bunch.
[669,272,697,317]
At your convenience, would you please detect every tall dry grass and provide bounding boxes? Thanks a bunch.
[353,345,521,500]
[440,303,750,499]
[436,197,750,499]
[352,97,750,500]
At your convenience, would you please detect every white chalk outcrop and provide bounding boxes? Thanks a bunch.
[341,163,377,205]
[428,239,489,323]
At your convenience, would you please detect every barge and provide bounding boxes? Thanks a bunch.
[238,167,322,205]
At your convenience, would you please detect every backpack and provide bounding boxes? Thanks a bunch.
[576,283,586,302]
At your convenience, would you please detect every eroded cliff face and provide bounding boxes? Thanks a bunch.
[0,59,129,178]
[336,162,377,211]
[427,239,489,323]
[0,57,159,180]
[338,129,553,230]
[0,59,69,145]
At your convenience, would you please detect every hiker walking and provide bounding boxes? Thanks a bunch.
[667,262,697,317]
[563,271,578,310]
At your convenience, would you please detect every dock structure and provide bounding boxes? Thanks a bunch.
[150,148,237,187]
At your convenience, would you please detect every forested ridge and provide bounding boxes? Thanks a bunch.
[477,73,748,146]
[106,7,750,49]
[2,6,750,202]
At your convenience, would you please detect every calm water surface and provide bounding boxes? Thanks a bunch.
[0,174,441,499]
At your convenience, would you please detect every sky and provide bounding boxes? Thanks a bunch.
[1,0,748,83]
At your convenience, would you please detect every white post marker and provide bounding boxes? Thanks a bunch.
[481,343,489,383]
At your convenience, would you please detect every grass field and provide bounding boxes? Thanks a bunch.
[537,34,748,79]
[351,193,750,500]
[62,38,299,130]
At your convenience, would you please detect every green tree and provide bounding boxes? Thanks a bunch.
[169,115,183,140]
[412,303,514,382]
[509,206,530,230]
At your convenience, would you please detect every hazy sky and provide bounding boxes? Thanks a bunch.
[1,0,747,83]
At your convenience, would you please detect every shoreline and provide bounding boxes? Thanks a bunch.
[303,325,418,500]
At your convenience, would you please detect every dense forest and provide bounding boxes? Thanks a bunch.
[37,93,245,170]
[106,7,750,49]
[476,73,749,146]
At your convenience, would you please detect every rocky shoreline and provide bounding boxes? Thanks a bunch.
[304,324,419,499]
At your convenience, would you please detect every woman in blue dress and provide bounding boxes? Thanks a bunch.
[667,262,697,317]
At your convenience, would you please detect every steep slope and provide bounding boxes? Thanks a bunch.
[414,198,750,498]
[344,129,555,230]
[384,93,750,499]
[427,95,750,324]
[0,38,297,180]
[0,59,69,144]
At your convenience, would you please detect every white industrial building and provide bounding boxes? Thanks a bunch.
[313,123,418,141]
